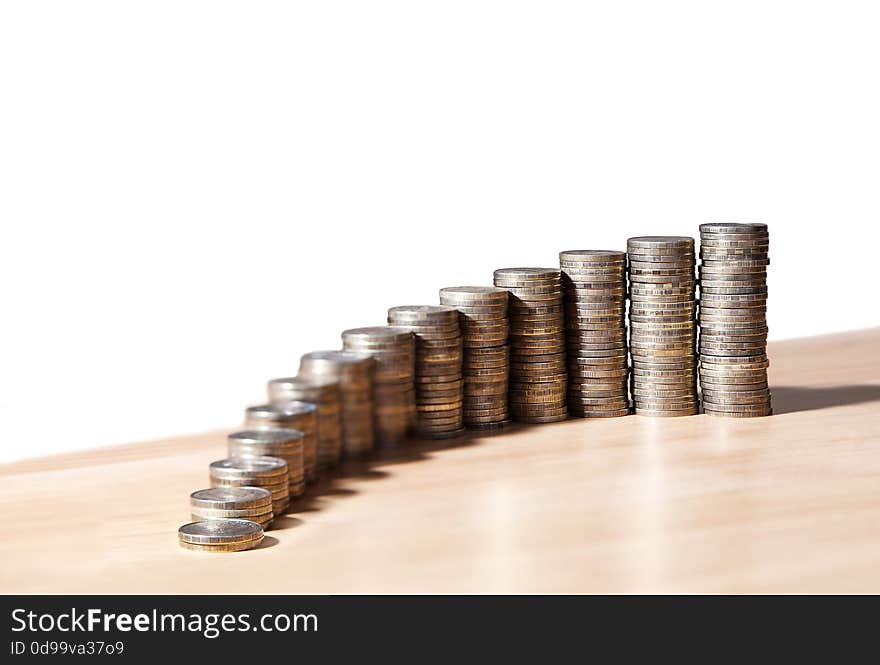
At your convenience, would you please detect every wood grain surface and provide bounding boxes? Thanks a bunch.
[2,328,879,594]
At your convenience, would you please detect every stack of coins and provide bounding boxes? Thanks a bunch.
[245,402,318,485]
[227,429,304,502]
[493,268,567,423]
[267,376,343,471]
[698,222,772,417]
[190,487,274,526]
[298,350,375,458]
[209,456,289,524]
[560,250,630,417]
[388,305,464,439]
[178,519,264,553]
[342,327,415,447]
[627,236,699,417]
[439,286,510,429]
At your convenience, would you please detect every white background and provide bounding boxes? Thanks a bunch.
[1,1,878,463]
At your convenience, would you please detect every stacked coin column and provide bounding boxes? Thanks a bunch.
[493,268,567,423]
[227,429,303,508]
[626,236,699,417]
[387,306,464,439]
[439,286,510,429]
[208,456,289,528]
[342,327,415,447]
[298,350,375,458]
[244,402,317,489]
[189,487,274,528]
[559,250,630,417]
[697,223,772,417]
[267,376,344,471]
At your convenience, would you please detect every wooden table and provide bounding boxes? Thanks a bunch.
[2,328,879,594]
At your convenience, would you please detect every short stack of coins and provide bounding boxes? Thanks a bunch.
[298,350,375,458]
[493,268,567,423]
[267,376,343,471]
[698,222,772,417]
[626,236,699,417]
[439,286,510,429]
[245,402,318,485]
[190,487,274,526]
[208,456,289,525]
[559,250,630,417]
[342,327,415,446]
[388,305,464,438]
[227,429,303,504]
[178,519,263,553]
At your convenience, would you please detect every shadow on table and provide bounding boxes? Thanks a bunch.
[771,384,880,414]
[281,423,531,521]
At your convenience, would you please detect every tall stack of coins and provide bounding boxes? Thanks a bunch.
[227,429,304,502]
[267,376,343,470]
[698,222,772,417]
[178,520,264,553]
[298,350,375,458]
[559,250,630,417]
[493,268,567,423]
[208,456,289,525]
[439,286,510,429]
[342,327,415,446]
[388,305,464,439]
[626,236,699,417]
[245,402,318,484]
[190,487,274,527]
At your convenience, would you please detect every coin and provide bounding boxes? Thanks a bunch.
[178,519,263,545]
[209,456,287,482]
[190,487,272,511]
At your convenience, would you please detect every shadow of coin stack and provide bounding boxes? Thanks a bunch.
[342,327,414,447]
[388,306,465,439]
[626,236,699,417]
[244,402,317,489]
[439,286,510,430]
[298,350,375,459]
[493,268,567,423]
[697,222,772,417]
[208,456,289,526]
[226,429,302,510]
[560,250,630,417]
[267,376,343,472]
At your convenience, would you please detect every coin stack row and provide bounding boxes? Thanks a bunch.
[560,250,630,417]
[388,306,465,438]
[208,456,289,525]
[698,223,772,417]
[267,375,344,471]
[439,286,510,429]
[299,350,375,458]
[342,327,415,447]
[494,268,567,423]
[627,236,699,417]
[227,428,303,505]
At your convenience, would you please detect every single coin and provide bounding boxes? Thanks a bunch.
[209,456,287,480]
[190,487,272,510]
[178,519,263,545]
